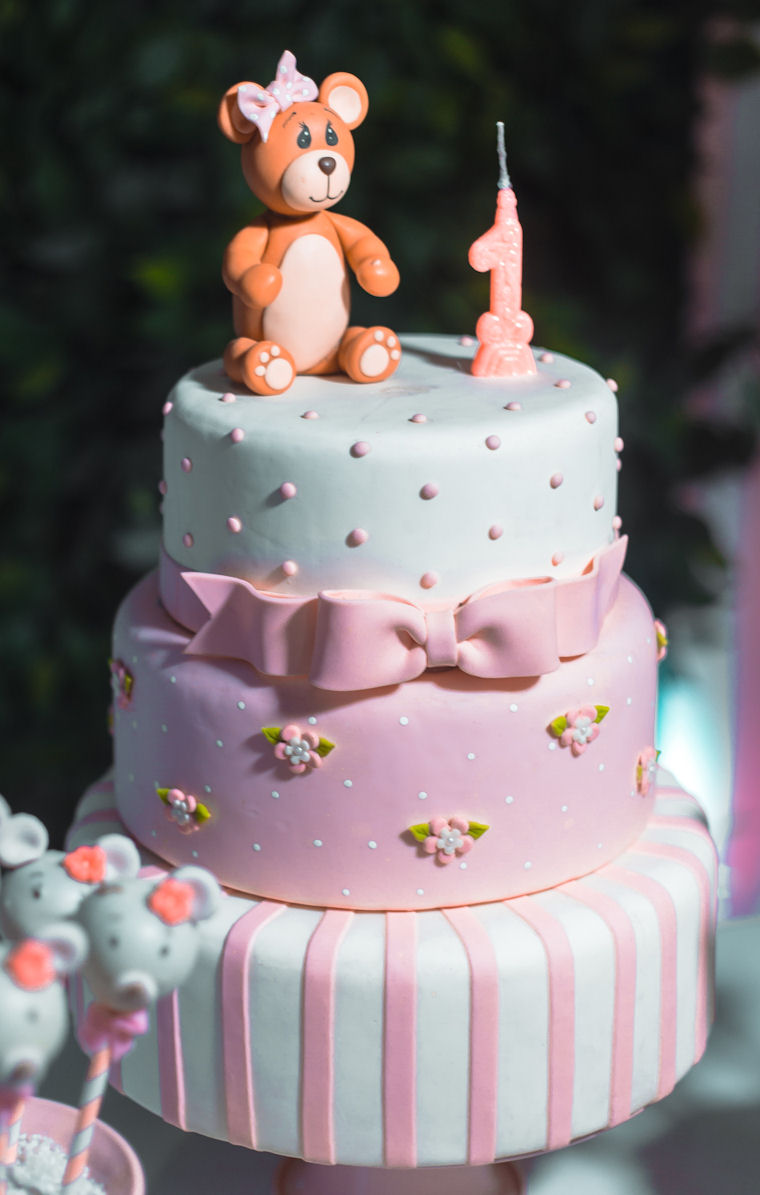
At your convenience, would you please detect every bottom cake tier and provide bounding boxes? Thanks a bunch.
[67,771,716,1169]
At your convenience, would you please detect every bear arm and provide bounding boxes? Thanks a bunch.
[328,213,400,298]
[222,223,278,304]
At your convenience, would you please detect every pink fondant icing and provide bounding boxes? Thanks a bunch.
[347,528,369,547]
[282,560,298,576]
[162,401,173,415]
[351,441,371,457]
[280,482,297,499]
[550,473,563,489]
[182,532,194,548]
[230,428,245,443]
[555,379,571,390]
[485,435,501,451]
[410,414,427,424]
[420,483,439,500]
[227,516,242,534]
[181,457,192,473]
[585,411,597,424]
[488,525,503,540]
[111,570,658,910]
[302,410,319,420]
[594,495,605,511]
[220,392,236,403]
[606,378,619,391]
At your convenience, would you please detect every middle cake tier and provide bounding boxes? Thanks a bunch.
[111,571,659,911]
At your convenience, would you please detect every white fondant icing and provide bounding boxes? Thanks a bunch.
[162,337,618,602]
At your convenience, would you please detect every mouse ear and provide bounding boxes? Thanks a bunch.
[319,72,369,130]
[38,921,89,977]
[218,82,264,144]
[0,812,49,869]
[99,834,141,881]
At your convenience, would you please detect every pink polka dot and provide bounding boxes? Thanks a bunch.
[410,413,427,424]
[485,435,501,451]
[347,528,369,547]
[230,427,245,443]
[550,472,563,489]
[606,378,619,392]
[540,351,554,363]
[489,524,503,540]
[552,551,564,567]
[505,401,522,411]
[614,436,624,452]
[459,335,475,346]
[280,482,297,499]
[420,482,439,500]
[585,411,597,425]
[162,401,173,416]
[158,480,167,495]
[351,441,370,457]
[420,571,439,590]
[612,515,623,531]
[555,379,571,390]
[220,392,236,403]
[302,410,319,420]
[593,495,605,511]
[181,457,192,473]
[282,560,298,576]
[616,459,622,472]
[183,532,194,548]
[227,516,242,533]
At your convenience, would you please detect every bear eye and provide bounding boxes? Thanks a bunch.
[27,1008,39,1023]
[297,123,311,149]
[32,886,42,900]
[159,944,170,958]
[325,121,338,147]
[108,935,120,949]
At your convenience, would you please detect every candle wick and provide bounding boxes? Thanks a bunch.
[496,120,511,189]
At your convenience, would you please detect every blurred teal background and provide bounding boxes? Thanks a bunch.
[1,0,758,840]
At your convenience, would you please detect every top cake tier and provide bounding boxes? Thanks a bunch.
[161,335,619,603]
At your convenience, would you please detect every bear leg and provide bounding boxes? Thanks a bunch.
[338,327,401,383]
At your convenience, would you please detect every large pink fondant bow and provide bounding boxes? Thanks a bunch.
[160,538,627,692]
[237,50,318,143]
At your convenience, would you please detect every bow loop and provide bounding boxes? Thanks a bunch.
[237,50,318,143]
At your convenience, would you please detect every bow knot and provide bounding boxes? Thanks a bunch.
[237,50,318,143]
[421,607,459,669]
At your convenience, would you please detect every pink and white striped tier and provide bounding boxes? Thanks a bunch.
[68,772,717,1168]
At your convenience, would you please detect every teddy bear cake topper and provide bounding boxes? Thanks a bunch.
[218,49,401,397]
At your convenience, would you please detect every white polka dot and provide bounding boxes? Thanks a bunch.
[344,780,353,788]
[132,720,138,730]
[627,655,634,664]
[308,716,317,725]
[416,888,424,896]
[399,716,409,726]
[271,790,280,799]
[170,675,177,684]
[548,741,557,751]
[252,843,261,851]
[161,724,168,733]
[237,700,246,710]
[368,841,377,849]
[128,772,134,783]
[131,655,138,665]
[151,829,157,837]
[467,752,476,760]
[342,888,351,897]
[418,791,428,800]
[561,804,568,812]
[216,739,224,748]
[509,703,519,712]
[598,763,605,772]
[587,677,595,686]
[524,861,532,870]
[505,795,514,804]
[626,697,633,705]
[459,861,468,870]
[204,785,212,794]
[597,842,603,849]
[191,850,198,859]
[313,839,323,847]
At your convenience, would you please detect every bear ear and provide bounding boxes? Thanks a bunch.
[0,812,49,869]
[171,866,221,923]
[99,834,141,881]
[319,72,369,130]
[39,921,89,977]
[218,82,263,144]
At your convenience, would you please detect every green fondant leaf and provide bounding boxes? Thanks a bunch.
[655,748,662,763]
[261,726,282,745]
[594,705,610,724]
[194,803,211,823]
[549,715,568,737]
[156,788,170,804]
[467,821,490,839]
[409,822,431,844]
[316,737,336,758]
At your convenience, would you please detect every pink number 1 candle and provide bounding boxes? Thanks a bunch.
[468,122,536,378]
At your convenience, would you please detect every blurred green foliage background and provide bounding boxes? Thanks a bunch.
[1,0,758,839]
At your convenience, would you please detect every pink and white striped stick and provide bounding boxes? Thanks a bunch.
[62,1045,112,1189]
[0,1106,10,1195]
[4,1097,24,1168]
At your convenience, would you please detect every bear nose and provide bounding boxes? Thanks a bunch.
[318,156,336,176]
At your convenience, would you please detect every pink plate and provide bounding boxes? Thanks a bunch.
[12,1097,145,1195]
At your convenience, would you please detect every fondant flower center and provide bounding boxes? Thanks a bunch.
[437,827,464,855]
[284,737,312,764]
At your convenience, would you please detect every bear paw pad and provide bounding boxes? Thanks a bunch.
[342,328,401,384]
[242,342,295,396]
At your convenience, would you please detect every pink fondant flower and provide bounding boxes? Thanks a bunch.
[158,787,210,833]
[654,619,668,662]
[274,724,323,774]
[109,658,134,710]
[636,746,658,795]
[557,706,603,755]
[423,815,474,865]
[149,878,195,926]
